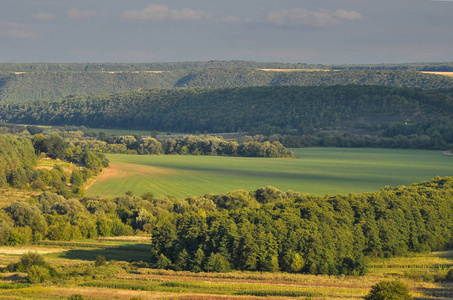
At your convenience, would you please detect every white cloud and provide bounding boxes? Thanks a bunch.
[0,20,29,29]
[121,3,211,22]
[0,29,39,39]
[267,8,364,28]
[32,12,56,21]
[121,4,169,22]
[332,9,363,21]
[169,8,211,21]
[68,8,108,20]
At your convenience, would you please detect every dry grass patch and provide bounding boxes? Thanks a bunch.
[36,159,76,173]
[0,189,37,209]
[258,68,330,72]
[96,236,151,243]
[0,247,65,256]
[421,71,453,77]
[95,162,178,181]
[34,287,267,300]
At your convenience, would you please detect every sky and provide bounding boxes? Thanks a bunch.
[0,0,452,64]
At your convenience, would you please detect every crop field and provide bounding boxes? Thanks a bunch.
[421,71,453,77]
[87,148,453,199]
[0,241,452,299]
[258,68,331,72]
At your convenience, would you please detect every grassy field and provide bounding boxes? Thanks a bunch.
[0,241,452,299]
[87,148,453,199]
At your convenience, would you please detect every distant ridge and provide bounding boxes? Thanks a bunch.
[1,66,453,102]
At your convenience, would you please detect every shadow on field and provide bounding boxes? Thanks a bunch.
[418,286,453,299]
[58,243,152,263]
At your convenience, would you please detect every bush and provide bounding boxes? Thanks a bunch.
[28,265,50,283]
[95,255,106,267]
[8,252,46,272]
[365,280,412,300]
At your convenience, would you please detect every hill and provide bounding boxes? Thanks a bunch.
[1,62,453,102]
[2,85,452,135]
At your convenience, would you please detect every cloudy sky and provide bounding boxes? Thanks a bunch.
[0,0,452,64]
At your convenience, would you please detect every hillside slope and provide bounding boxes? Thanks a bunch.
[2,86,452,135]
[0,68,452,102]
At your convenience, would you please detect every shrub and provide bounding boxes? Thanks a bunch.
[95,255,106,267]
[365,280,412,300]
[9,252,46,272]
[28,265,50,283]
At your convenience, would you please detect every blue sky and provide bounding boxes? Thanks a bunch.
[0,0,452,64]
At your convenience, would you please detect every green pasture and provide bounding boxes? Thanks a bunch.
[87,148,453,199]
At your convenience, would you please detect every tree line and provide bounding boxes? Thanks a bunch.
[1,61,453,73]
[1,176,453,275]
[95,134,294,158]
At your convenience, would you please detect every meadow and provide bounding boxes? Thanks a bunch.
[87,148,453,199]
[0,240,452,300]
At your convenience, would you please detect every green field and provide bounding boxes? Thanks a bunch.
[87,148,453,199]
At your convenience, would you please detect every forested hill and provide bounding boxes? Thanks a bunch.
[1,68,453,102]
[2,86,452,134]
[2,61,453,72]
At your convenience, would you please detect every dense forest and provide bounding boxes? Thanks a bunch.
[0,68,453,102]
[1,85,452,149]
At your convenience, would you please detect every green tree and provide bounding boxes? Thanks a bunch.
[290,253,305,273]
[156,254,172,269]
[191,248,205,272]
[174,249,190,271]
[70,169,84,187]
[44,135,68,159]
[205,253,231,273]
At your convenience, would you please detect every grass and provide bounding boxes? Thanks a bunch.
[1,241,452,299]
[81,279,329,297]
[87,148,453,199]
[0,189,38,209]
